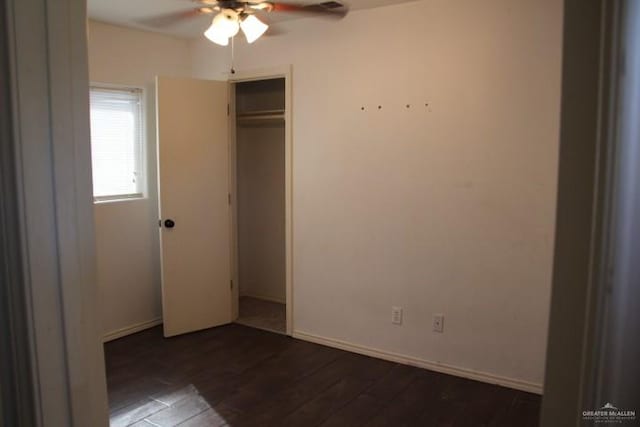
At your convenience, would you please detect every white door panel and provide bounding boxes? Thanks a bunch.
[156,76,231,337]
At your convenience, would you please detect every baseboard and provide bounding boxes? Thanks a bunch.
[240,293,286,305]
[103,317,163,342]
[292,330,543,395]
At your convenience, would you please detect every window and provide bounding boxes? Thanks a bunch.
[89,86,144,201]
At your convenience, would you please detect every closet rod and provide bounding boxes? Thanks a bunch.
[237,109,284,117]
[237,114,284,121]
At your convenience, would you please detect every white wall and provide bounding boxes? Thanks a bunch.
[237,124,286,303]
[191,0,562,390]
[88,21,192,338]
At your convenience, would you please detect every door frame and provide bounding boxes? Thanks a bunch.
[228,65,294,336]
[540,0,627,424]
[3,0,109,424]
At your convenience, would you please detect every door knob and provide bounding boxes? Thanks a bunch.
[164,219,175,228]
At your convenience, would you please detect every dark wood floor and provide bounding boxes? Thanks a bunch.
[105,324,541,427]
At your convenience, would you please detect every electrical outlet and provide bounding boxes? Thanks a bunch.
[433,314,444,333]
[392,306,403,325]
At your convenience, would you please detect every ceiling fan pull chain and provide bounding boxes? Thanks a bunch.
[230,36,236,74]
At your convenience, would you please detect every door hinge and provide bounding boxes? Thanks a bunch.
[227,104,230,116]
[158,219,162,227]
[230,280,233,289]
[228,193,231,205]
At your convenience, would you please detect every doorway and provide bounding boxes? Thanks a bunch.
[230,71,292,335]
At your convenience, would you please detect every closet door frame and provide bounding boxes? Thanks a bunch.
[229,65,293,336]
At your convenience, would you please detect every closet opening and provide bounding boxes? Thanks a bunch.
[231,76,289,335]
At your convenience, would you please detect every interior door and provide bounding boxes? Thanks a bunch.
[156,76,231,337]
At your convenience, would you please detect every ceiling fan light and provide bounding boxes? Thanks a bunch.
[240,15,269,43]
[204,27,229,46]
[204,10,239,45]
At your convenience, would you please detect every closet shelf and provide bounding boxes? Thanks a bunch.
[236,109,285,122]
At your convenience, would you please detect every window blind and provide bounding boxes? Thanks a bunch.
[90,87,143,200]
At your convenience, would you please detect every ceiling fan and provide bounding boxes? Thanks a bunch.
[141,1,349,46]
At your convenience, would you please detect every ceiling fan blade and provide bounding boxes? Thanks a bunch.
[246,1,275,11]
[271,2,348,19]
[263,24,287,37]
[137,8,212,28]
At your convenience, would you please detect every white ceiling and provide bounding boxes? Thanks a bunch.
[87,0,419,38]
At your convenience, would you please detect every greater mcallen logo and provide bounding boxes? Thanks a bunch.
[583,403,636,423]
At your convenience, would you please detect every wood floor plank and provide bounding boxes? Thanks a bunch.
[363,373,444,427]
[175,405,239,427]
[127,420,156,427]
[109,398,168,427]
[488,393,540,427]
[216,341,341,412]
[278,376,375,427]
[150,384,201,407]
[228,352,394,426]
[364,363,421,402]
[317,392,382,427]
[145,395,211,426]
[108,376,174,413]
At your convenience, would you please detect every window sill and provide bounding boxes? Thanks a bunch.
[93,194,145,204]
